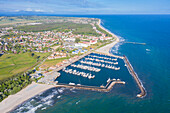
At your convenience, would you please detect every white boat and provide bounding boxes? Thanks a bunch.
[113,78,116,81]
[91,75,95,79]
[107,78,111,82]
[88,75,92,79]
[69,82,75,85]
[101,64,105,67]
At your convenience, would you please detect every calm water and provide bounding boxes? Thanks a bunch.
[12,15,170,113]
[56,53,134,87]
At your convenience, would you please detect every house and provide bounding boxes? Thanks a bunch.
[64,38,75,42]
[90,40,97,45]
[49,66,56,70]
[104,37,112,40]
[48,56,54,59]
[56,62,63,67]
[82,41,90,46]
[63,59,69,64]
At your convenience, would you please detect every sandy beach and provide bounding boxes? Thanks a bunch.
[0,82,54,113]
[95,19,120,55]
[0,19,120,113]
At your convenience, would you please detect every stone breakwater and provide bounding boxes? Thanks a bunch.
[123,55,146,98]
[54,79,125,92]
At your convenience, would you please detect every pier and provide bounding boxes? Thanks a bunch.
[94,51,124,59]
[123,42,146,45]
[123,55,146,98]
[62,68,95,79]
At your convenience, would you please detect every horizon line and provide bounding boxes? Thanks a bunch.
[0,13,170,16]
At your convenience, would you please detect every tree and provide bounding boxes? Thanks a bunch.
[75,38,80,43]
[11,87,18,94]
[31,53,35,57]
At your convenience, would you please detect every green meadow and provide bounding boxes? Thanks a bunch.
[0,52,49,80]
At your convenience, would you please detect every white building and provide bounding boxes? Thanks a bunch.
[64,38,75,42]
[75,43,89,48]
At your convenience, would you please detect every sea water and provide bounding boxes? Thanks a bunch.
[56,53,134,87]
[12,15,170,113]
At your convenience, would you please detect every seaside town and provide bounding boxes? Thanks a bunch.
[0,21,113,72]
[0,20,112,54]
[0,16,146,113]
[0,17,117,103]
[0,0,169,112]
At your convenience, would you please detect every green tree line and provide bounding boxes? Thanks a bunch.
[0,70,34,102]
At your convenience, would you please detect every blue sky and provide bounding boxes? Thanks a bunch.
[0,0,170,14]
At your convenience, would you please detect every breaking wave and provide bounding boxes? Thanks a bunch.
[110,36,125,55]
[11,87,71,113]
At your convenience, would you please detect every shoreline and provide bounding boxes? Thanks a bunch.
[0,82,55,113]
[96,19,146,98]
[95,19,120,55]
[0,19,120,113]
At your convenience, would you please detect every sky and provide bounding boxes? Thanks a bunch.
[0,0,170,14]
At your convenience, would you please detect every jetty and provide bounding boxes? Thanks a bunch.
[53,79,125,92]
[95,51,124,59]
[70,64,101,72]
[123,42,146,45]
[123,55,146,98]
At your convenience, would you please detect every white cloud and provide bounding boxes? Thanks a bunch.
[25,8,33,11]
[34,9,44,12]
[22,8,45,12]
[14,9,20,12]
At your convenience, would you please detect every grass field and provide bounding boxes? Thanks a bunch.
[0,52,50,80]
[16,22,101,36]
[41,57,70,69]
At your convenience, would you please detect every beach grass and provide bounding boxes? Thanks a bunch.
[0,52,50,80]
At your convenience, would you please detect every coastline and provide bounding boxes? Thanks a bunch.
[0,82,54,113]
[95,19,120,55]
[96,19,146,98]
[0,18,120,113]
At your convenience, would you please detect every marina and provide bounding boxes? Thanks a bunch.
[80,60,120,70]
[54,52,128,90]
[38,52,146,98]
[70,64,101,72]
[85,57,118,64]
[62,68,96,79]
